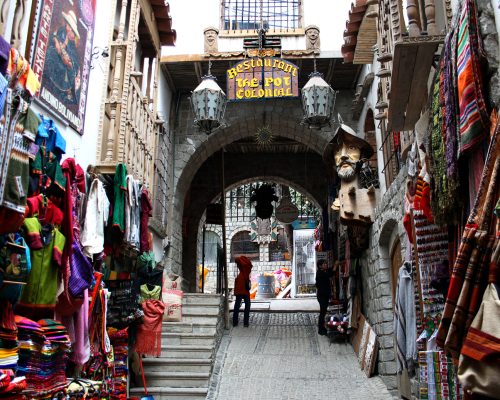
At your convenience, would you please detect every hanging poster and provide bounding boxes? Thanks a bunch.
[32,0,96,135]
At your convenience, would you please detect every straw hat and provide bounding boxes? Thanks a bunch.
[323,123,374,167]
[62,10,80,39]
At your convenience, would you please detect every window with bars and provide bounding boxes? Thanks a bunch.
[221,0,302,32]
[231,231,260,261]
[153,126,169,231]
[269,227,289,261]
[226,182,319,222]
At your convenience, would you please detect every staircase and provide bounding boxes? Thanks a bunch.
[129,293,224,400]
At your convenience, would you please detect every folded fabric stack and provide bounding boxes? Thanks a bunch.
[0,370,26,399]
[0,303,18,371]
[108,327,128,400]
[16,317,70,399]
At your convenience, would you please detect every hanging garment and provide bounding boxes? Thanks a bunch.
[0,36,10,76]
[139,187,153,252]
[394,263,417,376]
[124,175,140,249]
[15,218,65,320]
[111,163,127,235]
[135,299,165,357]
[30,146,66,197]
[36,116,66,160]
[457,0,490,154]
[139,284,161,303]
[437,117,500,362]
[81,179,110,257]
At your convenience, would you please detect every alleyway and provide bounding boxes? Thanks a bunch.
[208,312,395,400]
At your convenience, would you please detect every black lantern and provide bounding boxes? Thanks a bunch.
[190,67,227,134]
[250,184,278,219]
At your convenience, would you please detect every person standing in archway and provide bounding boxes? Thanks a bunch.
[316,259,333,335]
[233,256,253,327]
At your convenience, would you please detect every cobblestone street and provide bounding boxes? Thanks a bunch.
[208,313,395,400]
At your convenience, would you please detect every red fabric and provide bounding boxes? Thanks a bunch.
[55,158,86,316]
[403,213,414,243]
[140,188,153,252]
[25,196,63,226]
[135,299,165,357]
[0,206,25,235]
[234,256,253,295]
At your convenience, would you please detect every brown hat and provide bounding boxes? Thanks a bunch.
[323,124,374,167]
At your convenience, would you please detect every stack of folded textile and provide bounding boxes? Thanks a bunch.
[0,370,26,399]
[16,317,70,398]
[0,303,18,371]
[108,327,128,400]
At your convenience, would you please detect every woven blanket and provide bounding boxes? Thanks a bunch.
[457,0,489,154]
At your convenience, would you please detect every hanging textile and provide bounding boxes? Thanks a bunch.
[436,116,500,362]
[135,299,164,357]
[139,187,153,252]
[124,175,140,249]
[394,262,417,376]
[81,179,110,257]
[457,0,490,154]
[111,163,127,236]
[430,30,460,225]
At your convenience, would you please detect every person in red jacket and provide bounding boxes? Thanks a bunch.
[233,255,253,327]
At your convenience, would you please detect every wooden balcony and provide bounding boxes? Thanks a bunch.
[380,0,452,131]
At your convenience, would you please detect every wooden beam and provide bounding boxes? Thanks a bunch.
[138,0,161,52]
[194,62,203,83]
[161,64,176,93]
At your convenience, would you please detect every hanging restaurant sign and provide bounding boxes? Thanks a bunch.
[227,57,299,101]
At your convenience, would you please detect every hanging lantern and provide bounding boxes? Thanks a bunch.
[191,74,227,134]
[250,184,278,220]
[301,71,336,129]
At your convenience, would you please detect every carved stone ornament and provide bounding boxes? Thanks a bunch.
[305,25,320,51]
[204,26,219,53]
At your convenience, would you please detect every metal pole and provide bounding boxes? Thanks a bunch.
[221,148,229,329]
[202,224,206,293]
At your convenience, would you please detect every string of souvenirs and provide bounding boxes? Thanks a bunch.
[0,35,179,399]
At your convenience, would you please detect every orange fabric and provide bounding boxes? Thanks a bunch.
[234,256,253,295]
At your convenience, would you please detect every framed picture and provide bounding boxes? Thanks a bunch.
[32,0,96,134]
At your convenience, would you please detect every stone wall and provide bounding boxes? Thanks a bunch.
[361,166,408,391]
[166,91,356,281]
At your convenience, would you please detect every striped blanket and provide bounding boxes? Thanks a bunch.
[457,0,489,154]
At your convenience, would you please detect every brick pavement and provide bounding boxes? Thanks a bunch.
[208,313,395,400]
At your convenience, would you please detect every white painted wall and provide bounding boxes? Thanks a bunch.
[162,0,352,56]
[30,0,113,171]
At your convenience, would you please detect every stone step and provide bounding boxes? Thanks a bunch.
[181,303,220,315]
[161,345,213,359]
[182,293,221,306]
[142,357,212,373]
[162,332,215,346]
[139,371,210,388]
[163,322,217,334]
[129,386,208,400]
[178,312,219,324]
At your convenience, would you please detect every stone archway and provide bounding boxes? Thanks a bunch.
[167,98,345,283]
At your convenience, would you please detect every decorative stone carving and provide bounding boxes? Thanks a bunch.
[204,26,219,53]
[305,25,320,51]
[323,124,379,250]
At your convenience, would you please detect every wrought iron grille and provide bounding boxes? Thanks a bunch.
[222,0,301,31]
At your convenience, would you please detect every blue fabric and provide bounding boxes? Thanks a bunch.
[36,116,66,160]
[0,73,7,119]
[0,35,10,76]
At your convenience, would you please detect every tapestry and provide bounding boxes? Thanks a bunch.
[32,0,96,134]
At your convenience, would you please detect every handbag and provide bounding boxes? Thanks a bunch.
[68,240,94,298]
[458,282,500,397]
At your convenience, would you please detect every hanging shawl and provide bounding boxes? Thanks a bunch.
[135,299,165,357]
[457,0,489,154]
[436,116,500,363]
